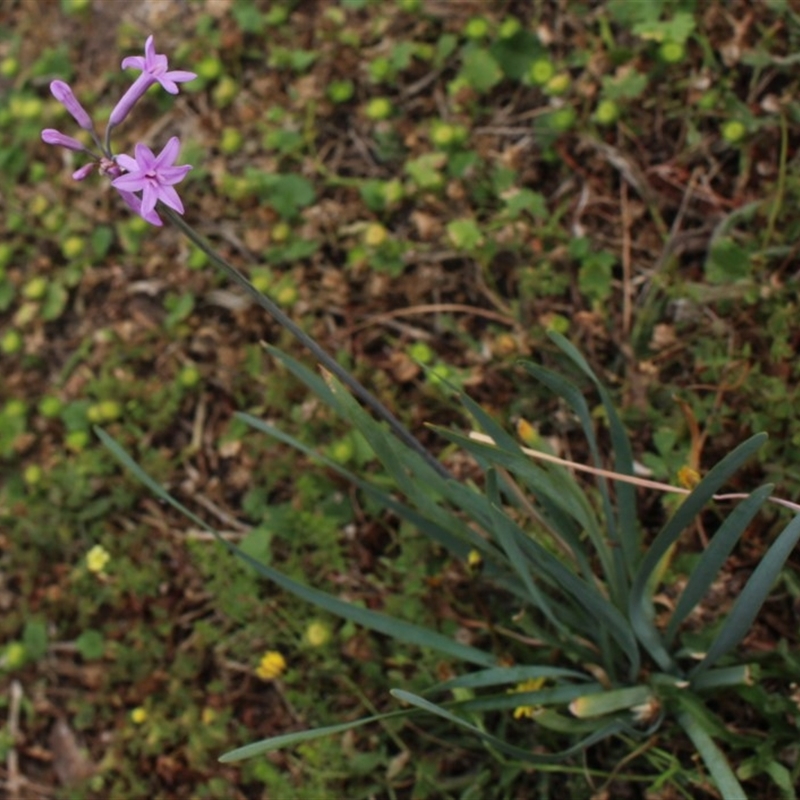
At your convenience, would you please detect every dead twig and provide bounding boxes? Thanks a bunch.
[467,431,800,515]
[344,302,517,336]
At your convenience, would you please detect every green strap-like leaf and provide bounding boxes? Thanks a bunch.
[666,688,757,745]
[432,427,607,563]
[222,680,611,764]
[532,708,614,735]
[456,682,603,714]
[545,331,640,578]
[486,500,568,632]
[266,345,347,411]
[628,432,768,672]
[569,685,652,718]
[523,363,628,603]
[666,485,773,644]
[676,705,746,798]
[691,509,800,677]
[690,664,751,692]
[235,412,493,561]
[430,665,593,693]
[446,465,640,675]
[269,349,447,508]
[220,707,412,762]
[96,427,497,669]
[391,689,625,765]
[457,392,596,583]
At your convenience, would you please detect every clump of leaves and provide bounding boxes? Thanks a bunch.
[101,332,800,797]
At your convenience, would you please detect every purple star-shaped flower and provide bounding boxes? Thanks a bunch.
[111,136,192,226]
[108,36,196,128]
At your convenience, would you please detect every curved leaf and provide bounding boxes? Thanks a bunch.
[691,510,800,677]
[676,706,746,798]
[391,689,625,765]
[430,665,593,693]
[628,433,768,672]
[666,485,772,644]
[96,427,497,668]
[545,331,640,578]
[457,682,603,713]
[220,708,411,762]
[523,363,628,601]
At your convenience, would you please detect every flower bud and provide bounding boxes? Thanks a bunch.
[41,128,88,152]
[72,163,97,181]
[49,80,94,130]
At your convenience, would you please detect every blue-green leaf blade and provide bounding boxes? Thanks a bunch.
[666,485,773,643]
[691,509,800,677]
[430,665,593,693]
[235,412,488,559]
[486,499,567,632]
[628,433,768,672]
[391,689,625,765]
[523,362,628,599]
[220,708,410,762]
[676,706,746,798]
[96,427,496,668]
[545,332,641,576]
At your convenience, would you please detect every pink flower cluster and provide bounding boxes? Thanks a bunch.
[41,36,195,226]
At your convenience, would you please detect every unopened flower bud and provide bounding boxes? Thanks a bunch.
[50,80,94,130]
[41,128,89,152]
[72,163,97,181]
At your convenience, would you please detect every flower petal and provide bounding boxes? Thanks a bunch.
[156,184,184,214]
[111,173,147,192]
[121,55,146,70]
[144,35,156,67]
[115,188,141,214]
[156,77,179,94]
[115,154,139,172]
[116,188,163,226]
[164,69,197,84]
[155,136,180,168]
[157,165,192,185]
[144,209,163,225]
[141,183,159,217]
[133,142,157,170]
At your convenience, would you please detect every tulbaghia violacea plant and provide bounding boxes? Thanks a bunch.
[44,36,800,799]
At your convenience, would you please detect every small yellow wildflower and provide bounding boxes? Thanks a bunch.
[677,466,701,489]
[364,222,388,247]
[2,642,27,670]
[201,707,217,725]
[305,621,331,648]
[256,650,287,681]
[510,677,546,720]
[86,544,110,574]
[130,707,148,724]
[467,549,483,574]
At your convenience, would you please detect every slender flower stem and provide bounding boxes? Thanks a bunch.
[164,208,452,480]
